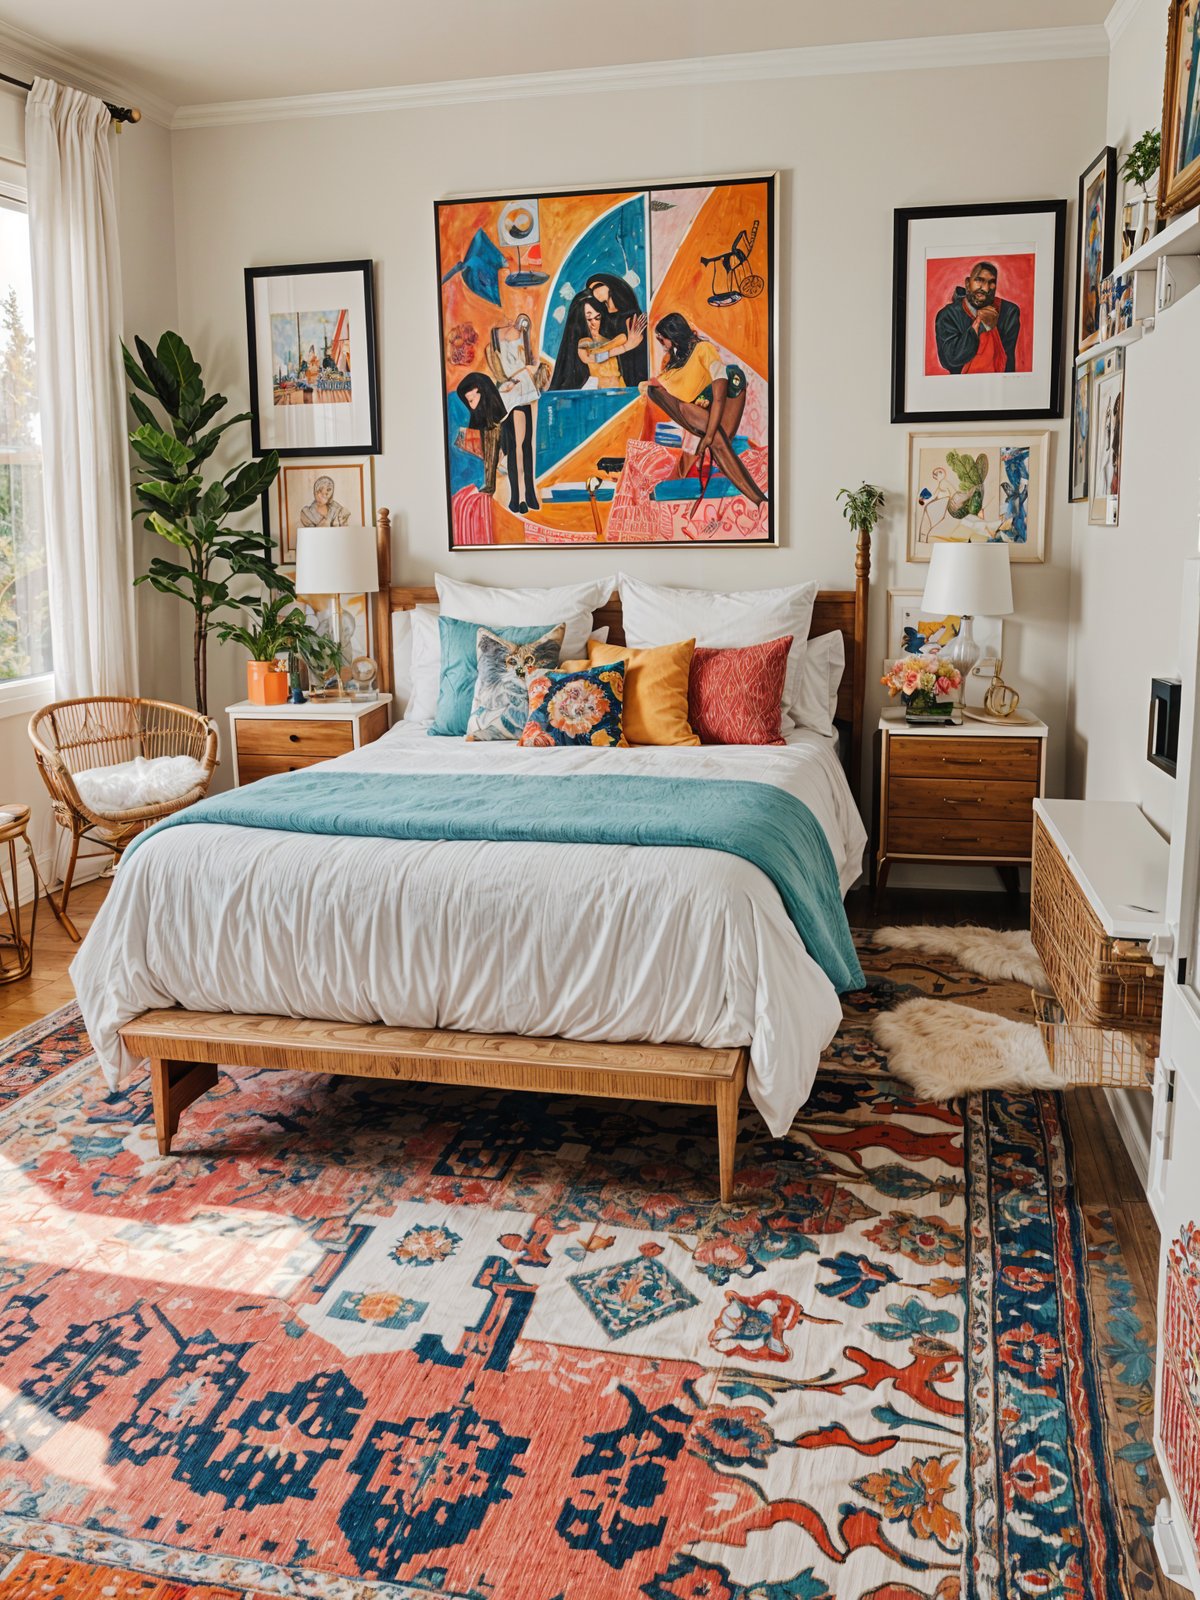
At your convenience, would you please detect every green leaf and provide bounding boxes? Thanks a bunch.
[199,481,228,521]
[127,391,159,431]
[156,331,203,408]
[137,475,203,512]
[222,451,280,514]
[190,411,252,466]
[134,334,180,415]
[146,511,194,549]
[122,341,158,398]
[130,423,193,477]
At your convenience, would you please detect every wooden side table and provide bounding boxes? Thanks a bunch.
[0,803,69,981]
[226,699,391,788]
[874,710,1049,896]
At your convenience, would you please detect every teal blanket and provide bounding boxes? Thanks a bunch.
[129,771,864,993]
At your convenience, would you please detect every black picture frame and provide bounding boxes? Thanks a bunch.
[891,200,1067,424]
[244,260,380,457]
[1075,147,1117,356]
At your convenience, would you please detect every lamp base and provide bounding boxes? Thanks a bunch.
[939,615,980,687]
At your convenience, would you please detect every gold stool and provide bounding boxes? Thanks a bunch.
[0,803,66,982]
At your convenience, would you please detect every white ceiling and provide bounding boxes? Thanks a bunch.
[0,0,1114,115]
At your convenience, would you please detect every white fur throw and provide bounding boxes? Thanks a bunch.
[873,923,1047,989]
[874,998,1063,1100]
[73,755,208,814]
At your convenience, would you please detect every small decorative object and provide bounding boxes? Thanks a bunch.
[1069,364,1091,504]
[907,430,1048,563]
[349,656,379,701]
[1088,351,1124,527]
[836,481,885,542]
[294,524,380,699]
[1122,127,1162,237]
[920,541,1014,695]
[882,655,962,723]
[884,588,1002,676]
[1148,676,1182,776]
[217,591,341,706]
[982,661,1021,720]
[245,261,380,457]
[891,201,1067,423]
[263,458,372,567]
[287,653,307,704]
[1121,200,1137,261]
[1098,274,1115,341]
[1076,147,1117,353]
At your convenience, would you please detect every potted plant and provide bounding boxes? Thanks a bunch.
[217,591,344,706]
[124,331,288,714]
[1121,128,1161,254]
[836,481,885,540]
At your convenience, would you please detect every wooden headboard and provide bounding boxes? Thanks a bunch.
[372,509,872,803]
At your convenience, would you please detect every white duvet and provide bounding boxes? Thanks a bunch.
[71,723,866,1137]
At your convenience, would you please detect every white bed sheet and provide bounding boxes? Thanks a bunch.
[71,724,866,1138]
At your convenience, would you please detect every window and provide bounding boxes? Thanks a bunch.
[0,190,48,688]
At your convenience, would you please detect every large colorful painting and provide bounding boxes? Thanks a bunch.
[435,175,776,549]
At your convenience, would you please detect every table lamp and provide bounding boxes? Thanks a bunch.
[294,525,380,699]
[920,541,1014,708]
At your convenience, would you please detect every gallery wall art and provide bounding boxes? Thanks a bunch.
[263,459,373,568]
[1161,0,1200,218]
[906,430,1049,563]
[1075,148,1117,355]
[1089,352,1124,527]
[434,174,777,549]
[892,202,1067,423]
[884,587,1003,675]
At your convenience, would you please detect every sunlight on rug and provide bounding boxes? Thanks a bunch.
[0,941,1164,1600]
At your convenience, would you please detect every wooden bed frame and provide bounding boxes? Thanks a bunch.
[122,512,871,1200]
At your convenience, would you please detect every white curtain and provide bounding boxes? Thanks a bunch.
[26,78,137,698]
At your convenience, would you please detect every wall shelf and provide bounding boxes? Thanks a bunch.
[1075,321,1152,366]
[1121,203,1200,275]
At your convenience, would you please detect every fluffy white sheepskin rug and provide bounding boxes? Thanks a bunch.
[872,923,1047,989]
[873,998,1063,1099]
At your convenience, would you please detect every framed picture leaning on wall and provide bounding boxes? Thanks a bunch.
[884,587,1002,676]
[245,261,380,457]
[1075,147,1117,355]
[1161,0,1200,218]
[891,201,1067,423]
[1089,351,1124,527]
[1069,363,1091,504]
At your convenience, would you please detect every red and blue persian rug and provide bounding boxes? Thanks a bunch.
[0,937,1163,1600]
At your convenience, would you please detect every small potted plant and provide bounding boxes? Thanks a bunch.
[1121,128,1161,255]
[882,654,962,723]
[218,591,344,705]
[836,481,885,540]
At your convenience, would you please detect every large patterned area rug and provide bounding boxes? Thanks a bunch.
[0,935,1163,1600]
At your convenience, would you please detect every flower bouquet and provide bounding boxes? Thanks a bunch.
[882,654,962,723]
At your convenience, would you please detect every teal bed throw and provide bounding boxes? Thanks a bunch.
[128,771,864,993]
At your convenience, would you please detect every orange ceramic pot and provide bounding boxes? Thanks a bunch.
[247,660,288,706]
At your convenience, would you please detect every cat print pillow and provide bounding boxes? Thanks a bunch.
[465,624,566,741]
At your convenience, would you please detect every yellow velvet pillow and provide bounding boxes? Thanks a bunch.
[587,638,699,746]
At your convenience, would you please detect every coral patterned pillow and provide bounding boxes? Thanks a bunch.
[518,663,626,748]
[688,635,792,745]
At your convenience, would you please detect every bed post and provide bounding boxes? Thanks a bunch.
[850,524,871,806]
[375,507,393,698]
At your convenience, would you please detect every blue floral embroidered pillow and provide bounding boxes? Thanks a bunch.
[465,624,566,742]
[518,662,626,747]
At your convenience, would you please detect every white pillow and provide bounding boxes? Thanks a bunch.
[74,755,208,814]
[618,573,819,728]
[435,573,615,663]
[790,631,845,738]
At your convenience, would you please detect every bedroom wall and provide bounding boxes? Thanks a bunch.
[169,50,1106,869]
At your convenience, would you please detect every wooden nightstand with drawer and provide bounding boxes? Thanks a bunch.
[226,700,390,787]
[875,712,1048,895]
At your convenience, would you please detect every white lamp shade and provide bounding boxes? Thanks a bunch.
[921,541,1013,617]
[294,525,379,595]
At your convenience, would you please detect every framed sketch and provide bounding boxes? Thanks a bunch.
[1076,147,1117,354]
[884,588,1002,675]
[1161,0,1200,218]
[435,173,777,549]
[245,261,380,457]
[891,201,1067,423]
[1070,364,1091,504]
[907,430,1049,563]
[263,459,373,567]
[1089,352,1124,527]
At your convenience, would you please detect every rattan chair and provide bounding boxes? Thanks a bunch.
[28,696,218,940]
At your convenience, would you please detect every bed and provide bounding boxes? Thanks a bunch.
[71,514,872,1198]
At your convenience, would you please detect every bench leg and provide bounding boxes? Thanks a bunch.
[151,1057,219,1154]
[716,1077,740,1204]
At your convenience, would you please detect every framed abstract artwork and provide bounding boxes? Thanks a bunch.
[906,430,1049,563]
[245,261,380,457]
[262,459,373,568]
[1089,352,1124,527]
[884,588,1002,676]
[1070,364,1091,504]
[434,173,777,549]
[1075,147,1117,354]
[1161,0,1200,218]
[891,201,1067,423]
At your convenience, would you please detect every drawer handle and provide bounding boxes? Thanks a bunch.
[289,733,300,743]
[945,796,984,805]
[942,756,985,764]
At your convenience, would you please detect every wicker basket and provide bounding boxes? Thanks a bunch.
[1032,990,1155,1090]
[1030,816,1163,1029]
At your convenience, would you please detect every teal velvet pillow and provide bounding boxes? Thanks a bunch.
[430,615,561,737]
[518,662,626,747]
[466,625,566,742]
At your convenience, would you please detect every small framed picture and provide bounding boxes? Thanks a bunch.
[245,261,380,457]
[884,588,1002,676]
[1161,0,1200,218]
[891,201,1067,423]
[1069,364,1090,504]
[263,459,374,568]
[1075,147,1117,355]
[1089,351,1124,527]
[907,430,1049,563]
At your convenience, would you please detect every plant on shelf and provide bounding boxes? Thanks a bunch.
[216,589,345,706]
[836,482,885,539]
[1122,128,1161,198]
[123,330,287,715]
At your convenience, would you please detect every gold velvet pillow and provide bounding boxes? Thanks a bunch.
[587,638,699,746]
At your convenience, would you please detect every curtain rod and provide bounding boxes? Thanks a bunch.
[0,70,141,125]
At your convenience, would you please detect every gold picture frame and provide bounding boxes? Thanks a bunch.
[1160,0,1200,219]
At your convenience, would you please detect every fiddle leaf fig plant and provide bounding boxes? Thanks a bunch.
[124,330,287,715]
[836,481,886,537]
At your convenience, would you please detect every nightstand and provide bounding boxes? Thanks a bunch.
[874,710,1048,895]
[226,699,391,787]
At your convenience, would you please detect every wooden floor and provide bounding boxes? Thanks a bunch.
[0,877,109,1031]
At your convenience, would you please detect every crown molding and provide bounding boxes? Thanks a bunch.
[172,24,1109,131]
[1104,0,1143,47]
[0,18,174,127]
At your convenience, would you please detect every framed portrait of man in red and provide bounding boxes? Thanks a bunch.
[891,201,1066,424]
